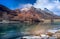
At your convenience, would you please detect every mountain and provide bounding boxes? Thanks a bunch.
[44,8,53,14]
[0,4,60,22]
[8,6,59,21]
[12,6,42,22]
[0,4,11,13]
[0,4,19,21]
[43,8,60,19]
[0,4,11,18]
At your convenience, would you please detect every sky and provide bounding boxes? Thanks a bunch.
[0,0,36,9]
[0,0,60,15]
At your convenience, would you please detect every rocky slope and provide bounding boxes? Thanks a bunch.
[0,4,60,22]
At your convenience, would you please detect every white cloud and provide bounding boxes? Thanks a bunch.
[21,4,33,8]
[33,0,60,15]
[33,0,58,10]
[20,4,33,11]
[33,0,49,10]
[57,6,60,9]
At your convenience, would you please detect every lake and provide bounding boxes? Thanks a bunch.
[0,22,60,39]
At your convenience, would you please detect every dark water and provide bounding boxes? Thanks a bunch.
[0,22,60,39]
[0,22,38,39]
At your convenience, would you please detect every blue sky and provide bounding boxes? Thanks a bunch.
[0,0,36,9]
[0,0,60,15]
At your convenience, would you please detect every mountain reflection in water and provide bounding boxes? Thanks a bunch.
[0,22,60,39]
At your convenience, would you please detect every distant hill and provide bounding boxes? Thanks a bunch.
[0,4,11,12]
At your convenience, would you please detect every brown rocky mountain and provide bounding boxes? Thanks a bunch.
[20,6,60,19]
[0,4,60,22]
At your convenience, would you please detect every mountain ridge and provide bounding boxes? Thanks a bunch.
[0,4,60,22]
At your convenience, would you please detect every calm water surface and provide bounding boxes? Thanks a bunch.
[0,22,60,39]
